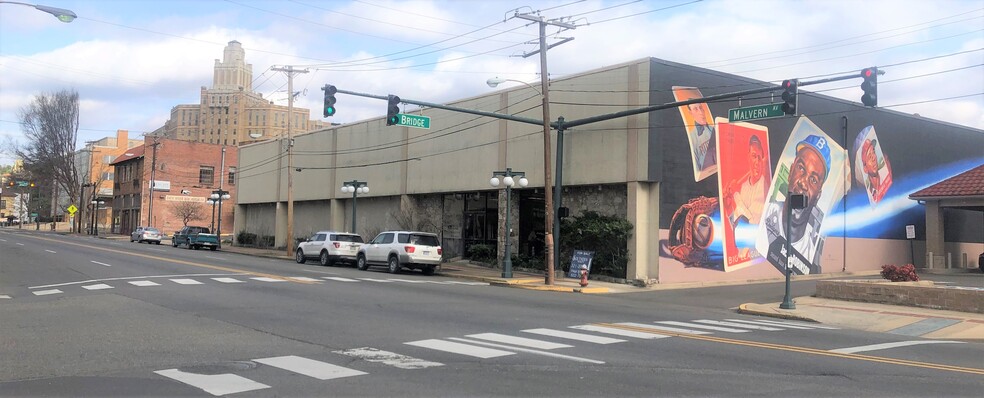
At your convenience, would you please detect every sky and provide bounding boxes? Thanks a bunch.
[1,0,981,165]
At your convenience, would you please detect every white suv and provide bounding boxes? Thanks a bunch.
[295,231,364,266]
[357,231,443,275]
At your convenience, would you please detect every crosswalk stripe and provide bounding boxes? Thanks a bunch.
[170,279,203,285]
[251,277,286,282]
[323,277,360,282]
[723,319,813,330]
[446,281,490,286]
[357,278,395,283]
[333,347,444,369]
[389,279,428,283]
[405,339,514,359]
[465,333,573,350]
[570,324,672,339]
[254,355,366,380]
[129,280,161,287]
[154,369,270,396]
[656,321,749,333]
[617,322,712,335]
[288,277,321,282]
[33,289,63,296]
[830,340,964,354]
[211,277,244,283]
[82,283,114,290]
[692,319,783,331]
[448,337,605,364]
[746,318,839,330]
[421,281,453,284]
[522,328,626,344]
[0,295,10,299]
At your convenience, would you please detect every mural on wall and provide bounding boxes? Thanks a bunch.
[672,86,718,182]
[852,125,893,206]
[715,118,771,272]
[755,117,848,275]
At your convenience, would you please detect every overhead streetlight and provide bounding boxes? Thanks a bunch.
[0,1,77,22]
[341,180,368,236]
[490,168,528,279]
[486,77,542,95]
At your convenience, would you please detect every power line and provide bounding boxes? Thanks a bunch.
[587,0,702,25]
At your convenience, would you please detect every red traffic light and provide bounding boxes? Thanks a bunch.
[864,69,873,78]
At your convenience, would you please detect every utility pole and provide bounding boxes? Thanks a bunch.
[271,65,308,255]
[217,146,226,248]
[147,135,160,228]
[514,11,575,285]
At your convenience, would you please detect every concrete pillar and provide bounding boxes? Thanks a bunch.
[626,181,659,282]
[275,201,287,248]
[232,204,245,244]
[924,200,945,269]
[330,198,345,233]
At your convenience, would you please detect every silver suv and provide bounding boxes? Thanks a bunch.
[357,231,442,275]
[295,231,364,266]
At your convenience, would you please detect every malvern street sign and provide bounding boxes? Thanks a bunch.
[395,114,430,129]
[728,103,784,123]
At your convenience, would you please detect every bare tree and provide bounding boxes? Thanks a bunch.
[14,90,82,216]
[170,201,206,226]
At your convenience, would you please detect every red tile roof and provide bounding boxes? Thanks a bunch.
[109,145,145,165]
[909,163,984,199]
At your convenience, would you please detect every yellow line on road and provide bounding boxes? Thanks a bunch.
[596,323,984,375]
[20,234,315,284]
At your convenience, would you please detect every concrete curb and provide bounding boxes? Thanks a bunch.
[736,303,822,323]
[489,281,611,294]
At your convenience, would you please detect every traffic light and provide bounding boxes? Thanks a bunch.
[861,67,878,107]
[322,85,337,117]
[386,95,401,126]
[781,79,798,116]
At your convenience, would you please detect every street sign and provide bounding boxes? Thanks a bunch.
[67,204,78,215]
[905,224,915,239]
[394,114,431,129]
[566,250,594,279]
[728,103,784,123]
[16,181,29,187]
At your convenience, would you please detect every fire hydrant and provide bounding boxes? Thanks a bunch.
[579,264,589,287]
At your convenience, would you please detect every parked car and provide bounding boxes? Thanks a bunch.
[130,226,162,244]
[172,226,219,251]
[356,231,442,275]
[295,231,364,266]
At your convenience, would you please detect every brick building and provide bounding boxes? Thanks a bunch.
[75,129,143,232]
[110,137,238,237]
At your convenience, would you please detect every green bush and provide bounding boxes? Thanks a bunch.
[259,235,276,248]
[559,211,633,278]
[236,231,257,246]
[466,243,496,263]
[512,253,545,271]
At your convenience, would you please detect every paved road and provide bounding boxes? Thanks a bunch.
[1,229,982,397]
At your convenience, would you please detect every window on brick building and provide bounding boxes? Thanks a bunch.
[199,166,214,186]
[228,167,236,185]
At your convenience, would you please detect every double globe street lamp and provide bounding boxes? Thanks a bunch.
[210,189,231,249]
[341,180,368,235]
[89,200,105,236]
[490,168,528,278]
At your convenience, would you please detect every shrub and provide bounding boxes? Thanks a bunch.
[559,211,634,278]
[236,231,257,246]
[880,264,919,282]
[466,243,496,263]
[259,235,276,248]
[512,253,545,271]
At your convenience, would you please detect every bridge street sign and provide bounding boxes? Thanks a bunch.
[395,114,431,129]
[728,103,784,123]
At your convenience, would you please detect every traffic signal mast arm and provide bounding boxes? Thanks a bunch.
[327,69,878,131]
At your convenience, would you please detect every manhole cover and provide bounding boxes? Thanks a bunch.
[179,361,258,374]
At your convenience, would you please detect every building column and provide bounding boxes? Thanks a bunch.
[275,201,287,248]
[626,181,659,282]
[232,204,245,244]
[330,198,345,233]
[924,200,945,269]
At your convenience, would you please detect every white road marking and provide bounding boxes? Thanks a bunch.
[357,278,395,283]
[726,318,837,330]
[465,333,573,350]
[522,328,626,345]
[405,339,514,359]
[0,295,12,299]
[333,347,444,370]
[389,278,428,283]
[569,324,671,340]
[211,277,244,283]
[30,273,248,289]
[90,261,113,267]
[129,281,161,287]
[205,256,226,260]
[16,243,24,246]
[0,238,7,241]
[254,355,366,380]
[323,277,360,282]
[251,277,285,282]
[33,289,63,296]
[82,284,114,290]
[656,321,749,333]
[616,322,712,335]
[421,280,453,284]
[170,279,203,285]
[692,319,783,331]
[146,248,166,252]
[445,281,490,286]
[154,369,270,396]
[45,249,57,253]
[724,319,814,330]
[830,340,964,354]
[448,337,605,364]
[287,276,321,282]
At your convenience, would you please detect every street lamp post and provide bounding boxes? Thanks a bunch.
[89,200,104,236]
[206,198,217,232]
[340,180,368,235]
[490,168,528,279]
[210,189,231,249]
[0,1,77,22]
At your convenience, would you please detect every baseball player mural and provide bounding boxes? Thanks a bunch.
[756,117,848,275]
[672,86,718,182]
[853,125,893,205]
[716,118,771,272]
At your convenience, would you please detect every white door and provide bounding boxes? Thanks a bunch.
[368,233,392,263]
